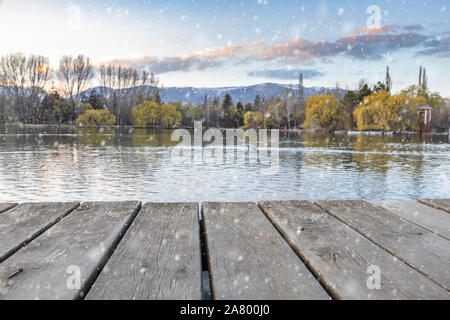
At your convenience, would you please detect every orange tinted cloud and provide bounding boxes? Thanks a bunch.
[100,26,442,74]
[252,26,428,62]
[102,39,266,73]
[354,24,397,35]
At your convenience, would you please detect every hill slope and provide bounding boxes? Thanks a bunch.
[84,83,346,105]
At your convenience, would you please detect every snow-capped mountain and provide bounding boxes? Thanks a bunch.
[84,83,346,105]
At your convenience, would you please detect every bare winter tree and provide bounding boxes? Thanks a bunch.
[295,73,306,128]
[58,55,93,119]
[100,65,129,124]
[213,96,220,127]
[282,88,296,129]
[99,65,160,125]
[0,53,51,123]
[260,97,270,128]
[358,79,368,90]
[333,82,343,101]
[267,96,282,128]
[0,53,27,121]
[204,94,210,127]
[26,55,51,123]
[0,92,7,122]
[137,71,159,105]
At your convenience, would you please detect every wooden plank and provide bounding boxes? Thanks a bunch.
[370,200,450,240]
[86,203,201,300]
[202,202,330,300]
[419,199,450,213]
[259,201,449,299]
[316,200,450,291]
[0,203,17,214]
[0,201,141,300]
[0,202,79,263]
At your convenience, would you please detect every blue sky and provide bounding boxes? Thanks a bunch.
[0,0,449,95]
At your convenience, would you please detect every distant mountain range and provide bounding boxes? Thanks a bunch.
[85,83,346,105]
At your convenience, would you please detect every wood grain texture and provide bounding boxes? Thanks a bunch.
[202,202,330,300]
[0,202,79,263]
[316,200,450,291]
[419,199,450,213]
[370,200,450,240]
[259,201,449,300]
[86,202,201,300]
[0,201,141,300]
[0,203,17,214]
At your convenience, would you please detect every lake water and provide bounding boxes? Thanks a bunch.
[0,124,449,202]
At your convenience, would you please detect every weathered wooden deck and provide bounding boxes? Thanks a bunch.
[0,199,449,300]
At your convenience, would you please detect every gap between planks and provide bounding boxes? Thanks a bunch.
[419,199,450,214]
[0,202,142,300]
[316,200,450,292]
[258,200,449,300]
[201,202,331,300]
[0,203,18,215]
[1,200,449,300]
[0,202,80,264]
[85,202,202,300]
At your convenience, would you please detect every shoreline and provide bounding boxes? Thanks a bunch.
[1,123,449,136]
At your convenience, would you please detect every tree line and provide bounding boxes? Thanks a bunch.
[1,52,448,131]
[0,53,161,125]
[240,66,448,132]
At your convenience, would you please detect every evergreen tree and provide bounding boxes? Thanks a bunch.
[236,101,244,127]
[373,81,387,92]
[418,66,428,97]
[41,90,73,124]
[222,93,234,127]
[154,90,162,105]
[244,103,253,112]
[357,84,372,103]
[222,93,233,109]
[298,73,304,109]
[342,90,358,128]
[85,90,104,109]
[419,66,423,87]
[422,68,428,90]
[254,95,261,110]
[343,91,358,113]
[385,66,392,92]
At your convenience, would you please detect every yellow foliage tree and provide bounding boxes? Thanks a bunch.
[132,101,182,128]
[160,103,182,128]
[353,91,426,131]
[242,111,264,129]
[76,109,116,126]
[303,95,345,131]
[132,101,160,127]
